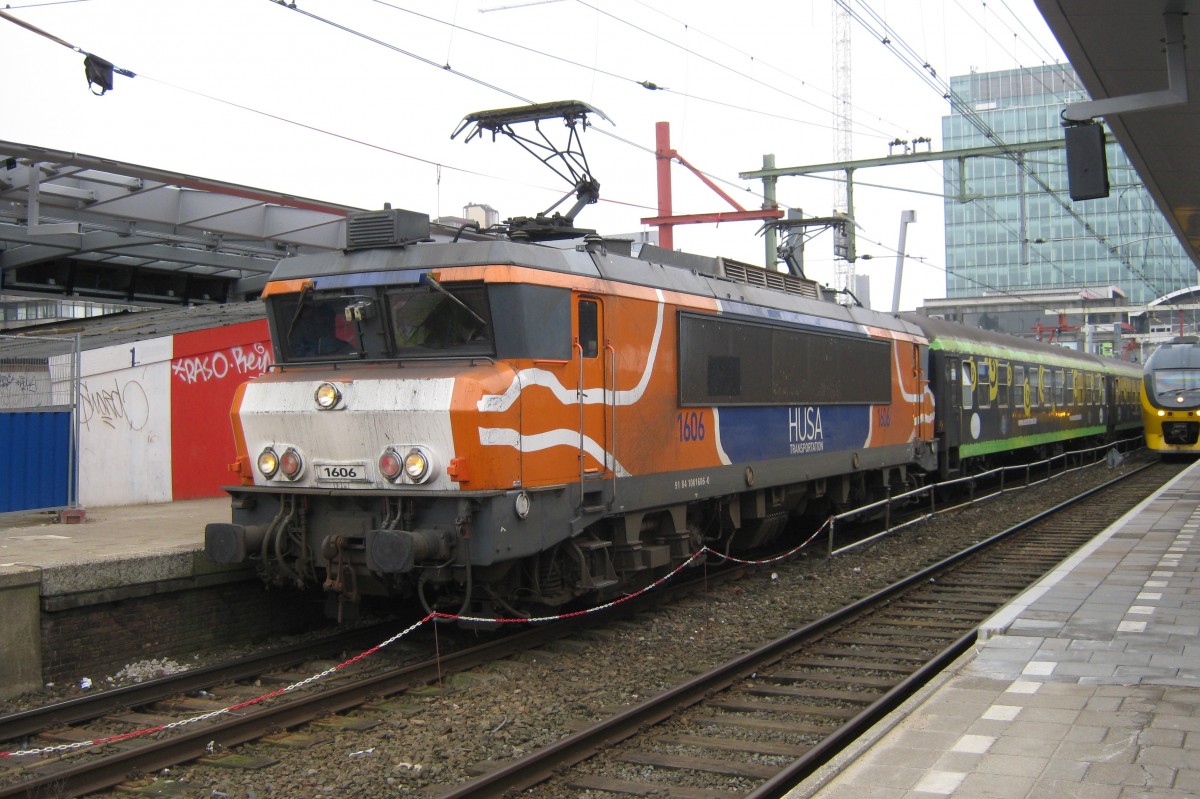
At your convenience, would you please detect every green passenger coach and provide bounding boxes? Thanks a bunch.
[906,315,1142,477]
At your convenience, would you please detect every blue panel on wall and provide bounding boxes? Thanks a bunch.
[0,411,70,513]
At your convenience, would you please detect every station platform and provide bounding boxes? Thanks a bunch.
[0,498,227,591]
[0,498,325,700]
[790,458,1200,799]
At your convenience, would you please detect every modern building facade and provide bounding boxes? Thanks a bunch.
[941,65,1196,307]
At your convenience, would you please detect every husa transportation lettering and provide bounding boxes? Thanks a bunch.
[788,406,825,454]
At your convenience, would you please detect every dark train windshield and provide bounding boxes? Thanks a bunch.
[270,282,495,362]
[1154,368,1200,396]
[386,282,494,357]
[276,295,362,362]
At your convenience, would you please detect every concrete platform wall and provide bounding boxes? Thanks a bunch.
[0,566,42,698]
[0,557,329,700]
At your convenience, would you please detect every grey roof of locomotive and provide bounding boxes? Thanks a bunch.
[269,237,929,344]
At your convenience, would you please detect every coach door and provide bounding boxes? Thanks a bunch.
[576,296,612,508]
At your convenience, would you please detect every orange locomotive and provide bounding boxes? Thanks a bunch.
[205,209,938,621]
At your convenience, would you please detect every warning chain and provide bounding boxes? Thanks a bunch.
[0,519,829,760]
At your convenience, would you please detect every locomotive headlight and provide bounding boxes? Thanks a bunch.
[314,382,342,410]
[257,448,280,479]
[1176,394,1185,404]
[378,447,403,482]
[1159,410,1167,417]
[279,447,304,480]
[404,448,433,483]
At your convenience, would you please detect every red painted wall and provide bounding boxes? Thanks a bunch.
[170,320,272,499]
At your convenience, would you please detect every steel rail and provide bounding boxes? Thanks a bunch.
[0,623,399,742]
[430,460,1162,799]
[0,556,756,799]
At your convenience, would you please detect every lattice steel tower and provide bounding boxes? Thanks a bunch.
[832,4,854,293]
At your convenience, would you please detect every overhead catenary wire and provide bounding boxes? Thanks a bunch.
[364,0,888,139]
[7,0,1114,316]
[0,7,134,94]
[607,0,918,140]
[0,2,663,212]
[840,0,1163,300]
[948,0,1077,105]
[272,0,803,216]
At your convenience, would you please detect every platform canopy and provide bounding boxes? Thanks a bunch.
[0,141,360,306]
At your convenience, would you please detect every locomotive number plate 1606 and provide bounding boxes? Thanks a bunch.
[315,462,369,482]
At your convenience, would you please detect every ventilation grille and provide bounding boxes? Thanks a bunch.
[345,209,431,251]
[721,261,820,299]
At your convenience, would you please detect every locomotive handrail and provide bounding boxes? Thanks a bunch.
[606,342,617,507]
[575,340,587,510]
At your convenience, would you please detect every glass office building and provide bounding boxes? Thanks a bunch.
[942,65,1194,305]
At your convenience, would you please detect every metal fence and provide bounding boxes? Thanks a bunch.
[827,433,1145,556]
[0,334,81,514]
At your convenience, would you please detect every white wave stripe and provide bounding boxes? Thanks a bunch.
[891,337,931,405]
[888,336,937,435]
[711,407,731,466]
[476,289,666,413]
[479,427,630,477]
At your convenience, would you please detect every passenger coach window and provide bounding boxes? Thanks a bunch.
[976,361,991,409]
[578,299,599,358]
[1066,370,1075,406]
[962,362,975,410]
[998,363,1010,409]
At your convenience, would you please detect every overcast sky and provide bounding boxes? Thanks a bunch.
[1,0,1068,311]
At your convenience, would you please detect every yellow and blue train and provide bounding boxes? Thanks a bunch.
[1141,336,1200,453]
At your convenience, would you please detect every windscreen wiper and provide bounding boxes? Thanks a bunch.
[423,275,488,328]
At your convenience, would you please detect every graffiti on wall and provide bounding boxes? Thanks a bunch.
[79,377,150,432]
[0,367,52,410]
[171,342,272,385]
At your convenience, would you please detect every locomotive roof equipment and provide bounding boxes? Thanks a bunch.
[451,100,611,242]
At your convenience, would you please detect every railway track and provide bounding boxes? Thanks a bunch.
[0,555,750,798]
[0,619,585,798]
[0,459,1173,798]
[431,460,1176,799]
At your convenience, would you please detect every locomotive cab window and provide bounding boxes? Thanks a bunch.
[276,295,362,361]
[387,282,493,356]
[578,299,599,358]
